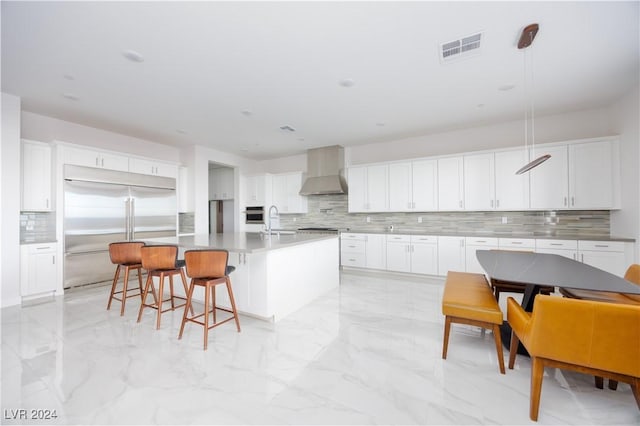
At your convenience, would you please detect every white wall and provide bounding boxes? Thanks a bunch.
[346,107,612,165]
[21,111,180,162]
[1,93,22,307]
[609,84,640,261]
[253,153,307,174]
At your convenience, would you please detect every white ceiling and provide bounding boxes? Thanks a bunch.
[2,1,638,160]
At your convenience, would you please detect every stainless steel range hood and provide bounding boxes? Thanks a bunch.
[299,145,348,195]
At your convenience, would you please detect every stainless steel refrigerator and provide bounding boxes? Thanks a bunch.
[63,165,177,288]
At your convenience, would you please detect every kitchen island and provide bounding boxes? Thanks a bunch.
[143,232,339,322]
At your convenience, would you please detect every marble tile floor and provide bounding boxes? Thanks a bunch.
[1,270,639,425]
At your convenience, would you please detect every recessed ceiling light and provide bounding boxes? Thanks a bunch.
[339,78,355,88]
[298,137,305,142]
[62,93,79,101]
[176,129,187,134]
[241,148,249,152]
[63,74,75,81]
[498,84,516,91]
[122,49,144,63]
[477,103,485,108]
[376,122,385,127]
[241,110,253,117]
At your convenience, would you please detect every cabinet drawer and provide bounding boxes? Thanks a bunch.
[465,237,498,246]
[536,239,578,250]
[498,238,535,249]
[27,243,56,254]
[341,253,366,268]
[411,235,437,244]
[341,240,366,253]
[386,234,411,243]
[341,233,366,241]
[578,240,625,252]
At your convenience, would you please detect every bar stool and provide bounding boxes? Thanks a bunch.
[136,245,192,329]
[179,250,241,350]
[107,241,152,316]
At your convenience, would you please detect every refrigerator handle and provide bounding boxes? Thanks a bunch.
[130,198,136,240]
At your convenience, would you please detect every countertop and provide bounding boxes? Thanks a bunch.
[20,239,58,245]
[143,232,338,253]
[338,229,635,242]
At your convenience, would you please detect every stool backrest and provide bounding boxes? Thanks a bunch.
[141,245,179,270]
[109,241,145,265]
[624,264,640,286]
[184,250,229,279]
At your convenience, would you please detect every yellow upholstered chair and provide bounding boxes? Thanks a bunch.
[507,295,640,421]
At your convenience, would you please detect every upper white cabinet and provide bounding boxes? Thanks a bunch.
[568,141,616,209]
[348,164,388,212]
[529,145,569,209]
[494,149,529,210]
[463,153,495,211]
[244,174,272,207]
[437,157,464,211]
[130,158,177,178]
[272,172,307,213]
[21,140,52,211]
[64,146,129,172]
[388,160,438,212]
[209,167,234,200]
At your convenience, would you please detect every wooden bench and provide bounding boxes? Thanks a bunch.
[442,271,505,374]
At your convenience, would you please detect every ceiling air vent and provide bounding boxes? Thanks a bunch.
[440,32,483,63]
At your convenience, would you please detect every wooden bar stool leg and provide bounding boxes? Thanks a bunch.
[226,277,241,332]
[169,274,176,310]
[137,274,154,323]
[107,265,122,310]
[120,265,131,316]
[179,269,194,315]
[179,279,195,340]
[212,284,217,324]
[204,282,210,350]
[156,274,165,330]
[137,266,146,303]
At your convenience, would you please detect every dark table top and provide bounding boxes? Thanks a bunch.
[476,250,640,295]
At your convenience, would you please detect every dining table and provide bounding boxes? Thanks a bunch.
[476,249,640,354]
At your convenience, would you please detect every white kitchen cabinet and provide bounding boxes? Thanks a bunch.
[388,160,438,212]
[271,172,307,213]
[529,145,569,209]
[463,153,495,211]
[130,158,178,178]
[437,157,464,211]
[578,240,628,277]
[64,146,129,172]
[386,234,411,273]
[210,167,234,200]
[341,233,366,268]
[365,234,387,270]
[494,148,529,210]
[437,236,466,276]
[347,165,388,212]
[498,238,536,251]
[465,237,499,273]
[21,140,52,212]
[535,239,578,260]
[410,235,438,275]
[568,141,616,209]
[215,251,269,317]
[20,243,58,297]
[244,174,271,207]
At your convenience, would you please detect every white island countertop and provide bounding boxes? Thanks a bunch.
[143,232,337,254]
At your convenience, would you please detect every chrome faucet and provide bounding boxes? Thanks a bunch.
[267,205,279,234]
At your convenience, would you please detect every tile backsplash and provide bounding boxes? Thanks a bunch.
[20,212,56,243]
[278,194,611,237]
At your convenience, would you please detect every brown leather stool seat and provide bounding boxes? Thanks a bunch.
[179,249,241,350]
[107,241,151,315]
[137,245,192,329]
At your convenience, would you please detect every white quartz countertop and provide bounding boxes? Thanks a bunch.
[143,232,337,253]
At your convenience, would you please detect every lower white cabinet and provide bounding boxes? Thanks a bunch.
[438,236,466,276]
[386,235,411,272]
[20,243,58,297]
[465,237,499,274]
[341,233,366,268]
[215,251,268,317]
[577,241,628,277]
[410,235,438,275]
[535,239,578,260]
[365,234,387,270]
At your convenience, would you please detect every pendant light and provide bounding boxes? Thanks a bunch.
[515,23,550,175]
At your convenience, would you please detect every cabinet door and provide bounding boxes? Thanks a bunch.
[366,165,389,211]
[219,168,234,199]
[33,250,57,294]
[412,159,438,211]
[536,248,577,261]
[365,234,386,270]
[579,251,626,277]
[569,141,613,209]
[494,149,529,210]
[64,146,101,168]
[388,162,412,211]
[285,173,306,213]
[271,174,288,211]
[245,175,268,206]
[21,141,52,211]
[437,236,466,276]
[529,145,569,209]
[411,243,438,275]
[437,157,464,210]
[130,158,157,176]
[347,167,367,212]
[464,153,495,210]
[465,243,499,273]
[386,241,411,272]
[99,152,129,172]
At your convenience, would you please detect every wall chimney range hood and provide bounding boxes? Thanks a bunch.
[299,145,348,195]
